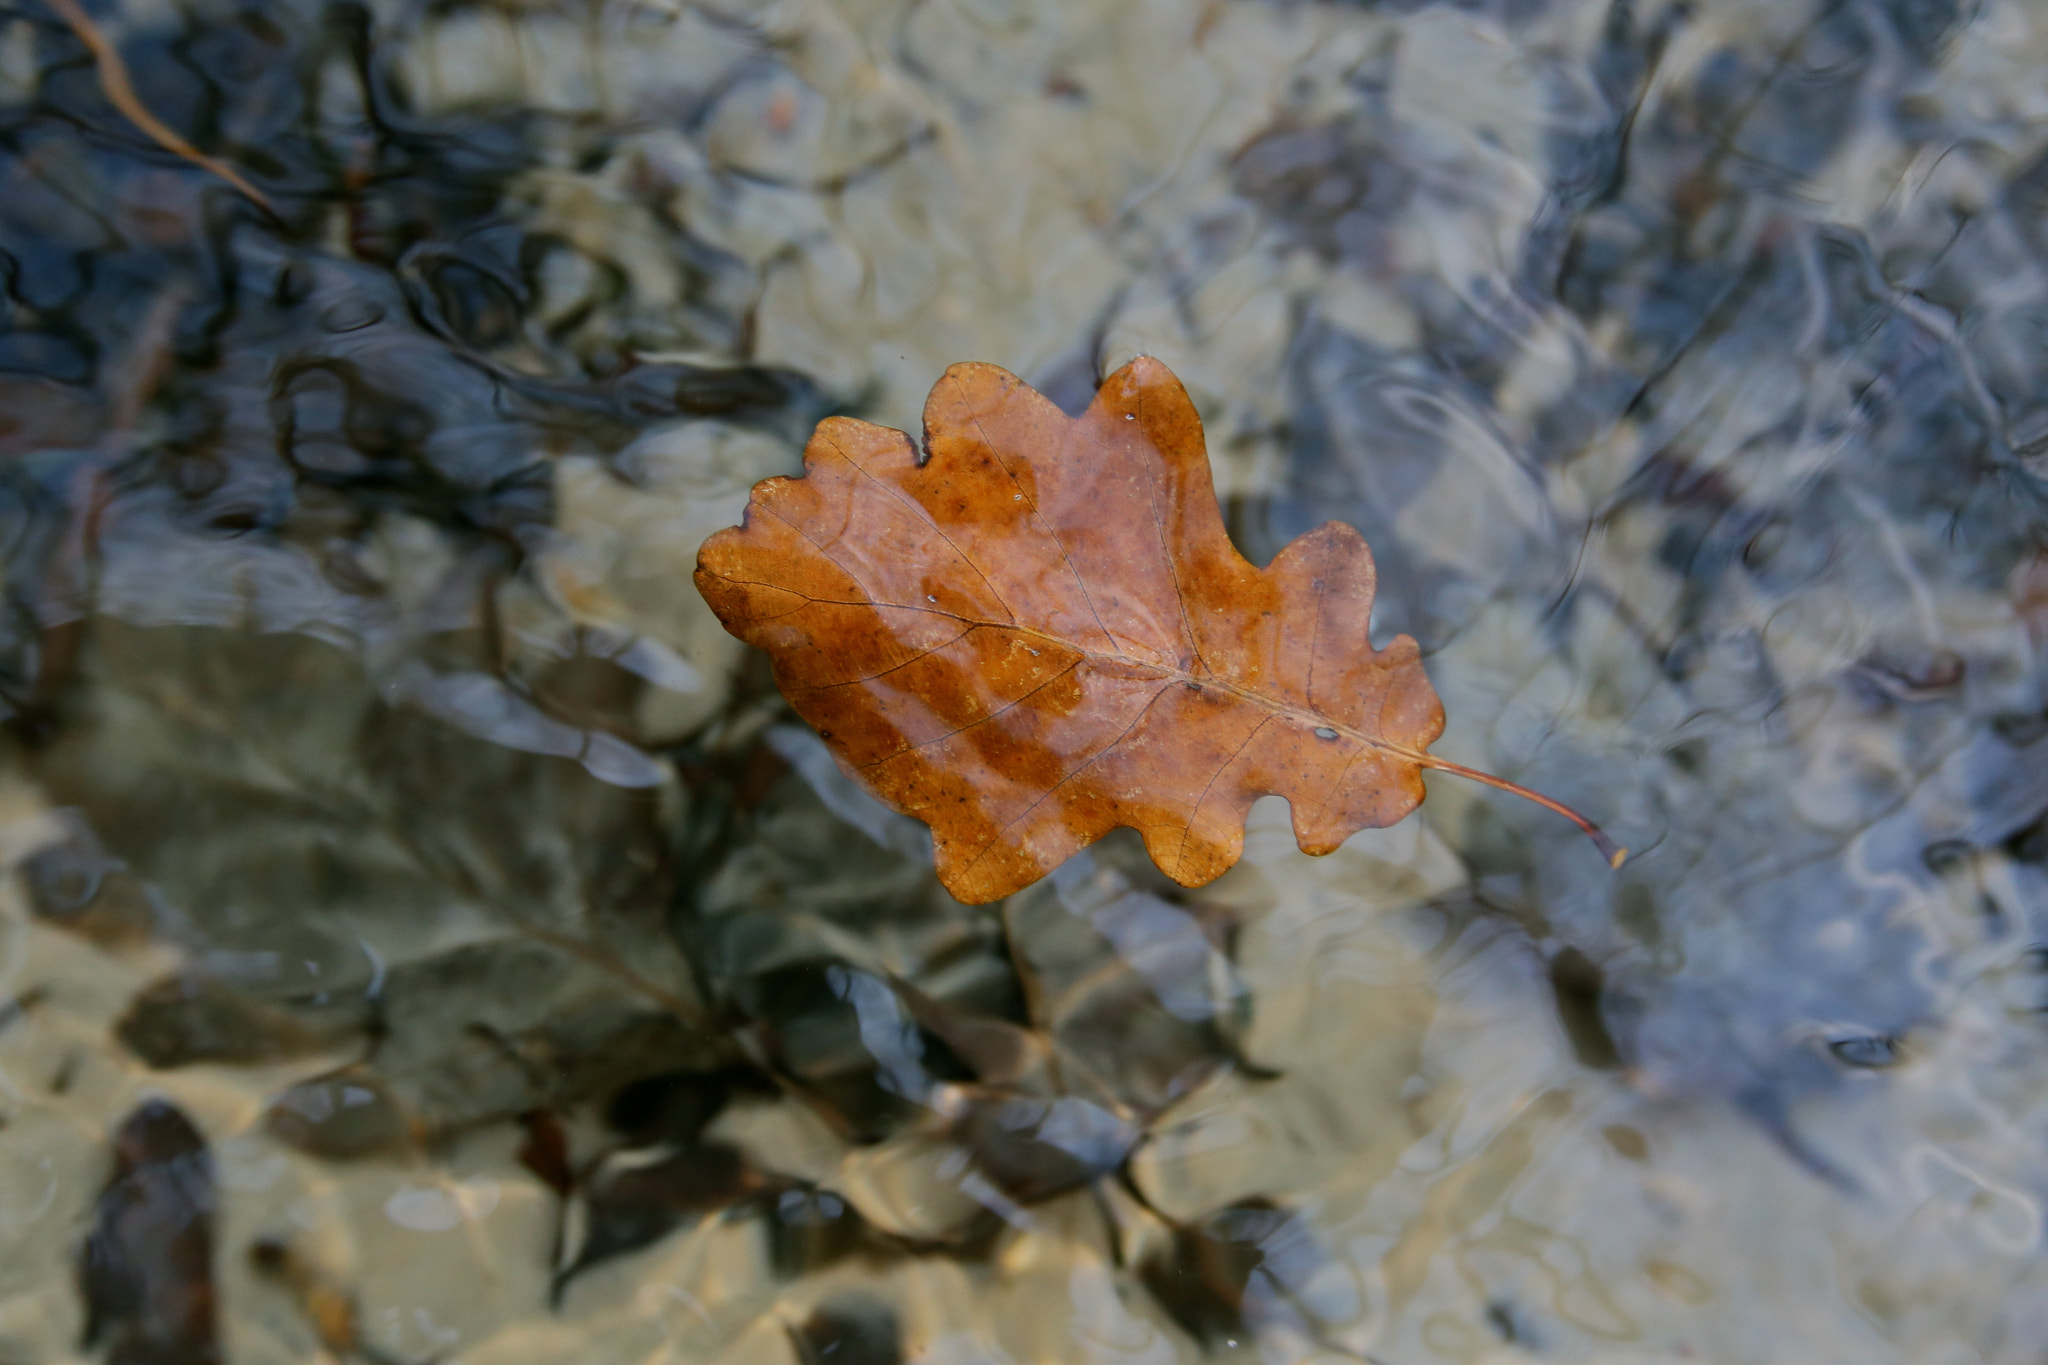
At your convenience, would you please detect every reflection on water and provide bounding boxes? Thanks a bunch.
[2,0,2047,1360]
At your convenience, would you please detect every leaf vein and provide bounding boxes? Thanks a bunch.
[953,375,1120,655]
[827,428,1019,626]
[957,680,1176,877]
[1174,713,1272,873]
[855,657,1086,770]
[783,624,978,691]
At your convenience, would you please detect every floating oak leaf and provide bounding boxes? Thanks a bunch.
[696,358,1616,904]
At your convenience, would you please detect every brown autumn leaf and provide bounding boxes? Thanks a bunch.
[695,358,1617,904]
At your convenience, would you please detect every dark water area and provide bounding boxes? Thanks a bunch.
[2,0,2048,1361]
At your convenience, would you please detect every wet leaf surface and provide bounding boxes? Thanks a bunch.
[701,360,1612,902]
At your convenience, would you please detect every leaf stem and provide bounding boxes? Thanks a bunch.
[1417,755,1627,869]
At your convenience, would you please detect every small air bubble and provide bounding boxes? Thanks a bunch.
[1124,414,1135,420]
[1314,726,1338,740]
[1827,1033,1901,1068]
[1014,493,1023,500]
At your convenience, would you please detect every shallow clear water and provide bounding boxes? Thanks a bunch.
[2,0,2047,1361]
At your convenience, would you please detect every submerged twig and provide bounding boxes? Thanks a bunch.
[42,0,277,215]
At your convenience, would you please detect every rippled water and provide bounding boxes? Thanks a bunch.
[3,0,2047,1361]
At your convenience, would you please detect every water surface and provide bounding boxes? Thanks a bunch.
[2,0,2047,1362]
